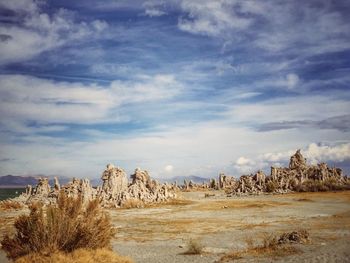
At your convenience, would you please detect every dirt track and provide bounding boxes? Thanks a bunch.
[1,191,350,262]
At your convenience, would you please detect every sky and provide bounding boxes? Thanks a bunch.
[0,0,350,180]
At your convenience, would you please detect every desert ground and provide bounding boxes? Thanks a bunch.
[1,191,350,263]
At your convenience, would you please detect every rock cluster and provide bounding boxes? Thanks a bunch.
[181,150,348,195]
[221,150,349,195]
[19,164,176,208]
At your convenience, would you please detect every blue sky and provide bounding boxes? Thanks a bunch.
[0,0,350,179]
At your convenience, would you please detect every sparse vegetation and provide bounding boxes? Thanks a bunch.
[294,179,350,192]
[266,181,279,193]
[183,238,203,255]
[121,198,145,209]
[219,230,308,262]
[1,194,116,261]
[14,248,132,263]
[295,198,313,202]
[0,200,23,210]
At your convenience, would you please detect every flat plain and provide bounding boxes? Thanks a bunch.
[1,191,350,263]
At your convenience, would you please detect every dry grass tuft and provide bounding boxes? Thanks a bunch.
[278,229,310,244]
[0,200,23,210]
[183,238,203,255]
[219,251,243,262]
[14,248,133,263]
[1,194,116,260]
[145,198,194,208]
[218,231,305,262]
[266,181,279,193]
[294,178,350,192]
[164,198,194,206]
[295,198,313,202]
[121,198,145,209]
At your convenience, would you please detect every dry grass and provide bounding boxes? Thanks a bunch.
[193,200,289,211]
[14,248,133,263]
[183,238,203,255]
[145,198,194,208]
[121,198,145,209]
[294,178,350,192]
[1,194,116,260]
[120,198,193,209]
[295,198,313,202]
[204,193,215,198]
[0,200,23,210]
[218,231,305,262]
[266,181,279,193]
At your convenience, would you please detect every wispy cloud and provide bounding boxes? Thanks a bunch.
[0,74,182,129]
[0,0,108,64]
[0,0,349,178]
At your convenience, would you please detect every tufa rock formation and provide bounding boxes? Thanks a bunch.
[17,164,176,208]
[180,150,348,195]
[221,149,349,195]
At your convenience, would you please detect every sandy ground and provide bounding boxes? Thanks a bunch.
[1,191,350,262]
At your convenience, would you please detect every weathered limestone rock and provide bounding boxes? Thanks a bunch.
[289,149,307,169]
[34,178,50,197]
[101,164,128,196]
[226,149,349,195]
[218,173,237,189]
[123,168,176,206]
[54,177,60,191]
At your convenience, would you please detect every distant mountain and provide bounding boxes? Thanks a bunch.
[157,175,209,184]
[0,175,38,187]
[90,178,102,187]
[0,174,104,188]
[0,175,72,188]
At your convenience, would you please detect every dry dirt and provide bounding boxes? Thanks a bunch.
[1,191,350,262]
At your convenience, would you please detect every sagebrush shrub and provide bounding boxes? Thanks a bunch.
[1,194,116,260]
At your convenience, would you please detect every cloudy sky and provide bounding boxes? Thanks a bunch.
[0,0,349,180]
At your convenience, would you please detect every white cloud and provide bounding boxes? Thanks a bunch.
[285,73,299,89]
[234,156,256,174]
[233,92,261,99]
[177,0,350,56]
[226,95,350,124]
[0,74,181,126]
[0,0,38,13]
[305,143,350,165]
[1,116,349,178]
[0,1,108,64]
[164,165,174,172]
[258,143,350,167]
[145,9,166,17]
[235,156,252,166]
[253,1,350,54]
[178,0,252,37]
[110,74,182,103]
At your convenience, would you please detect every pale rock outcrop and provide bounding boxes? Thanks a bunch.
[224,149,349,195]
[18,164,176,208]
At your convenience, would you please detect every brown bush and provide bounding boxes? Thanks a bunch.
[265,181,279,193]
[219,231,304,262]
[14,248,133,263]
[1,194,116,260]
[294,179,347,192]
[0,200,23,210]
[121,198,144,209]
[183,238,203,255]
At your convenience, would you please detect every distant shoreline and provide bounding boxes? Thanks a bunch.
[0,186,26,189]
